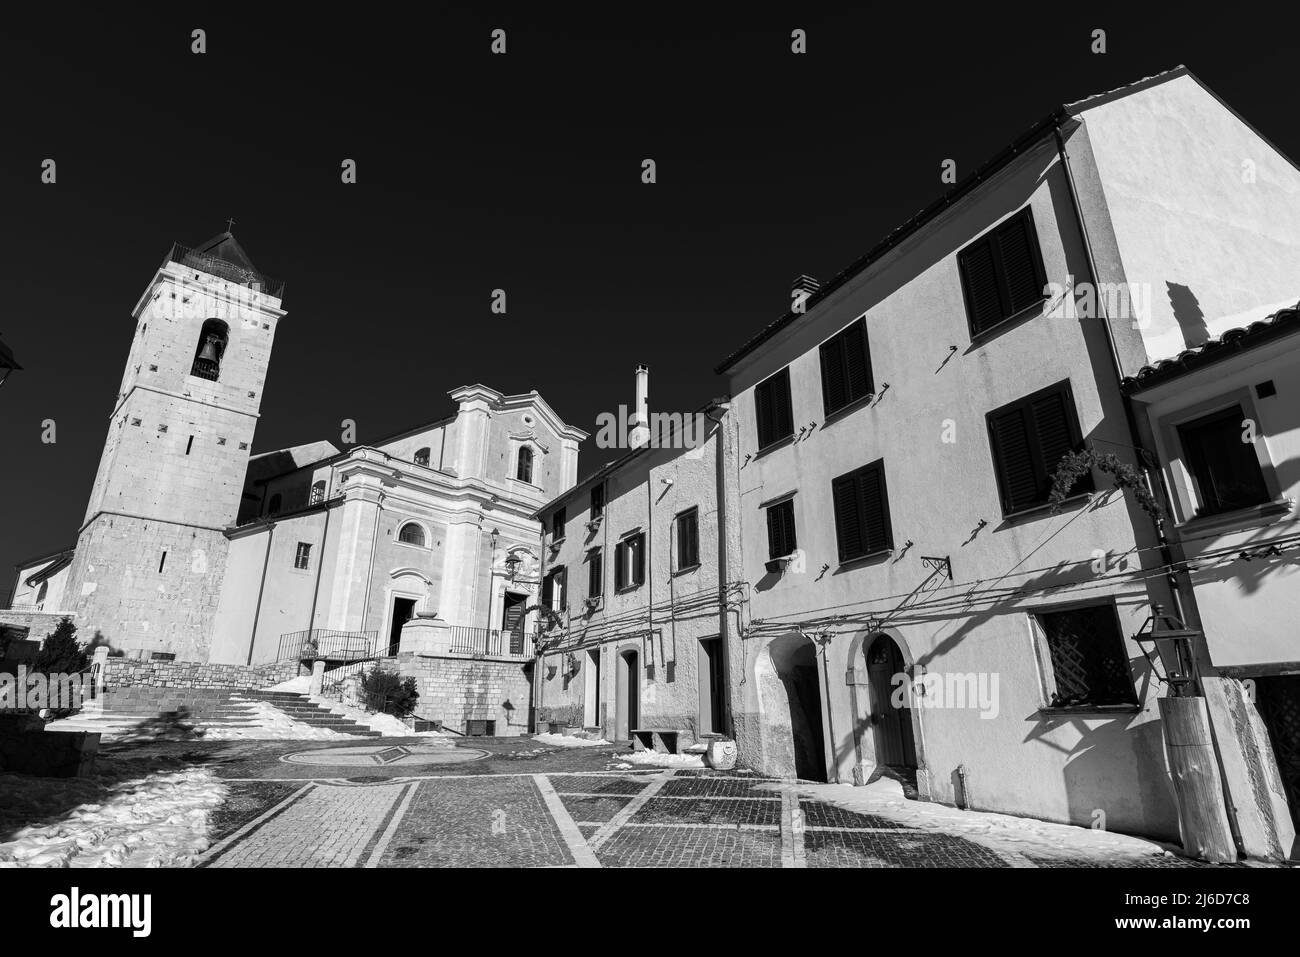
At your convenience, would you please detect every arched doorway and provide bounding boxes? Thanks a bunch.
[615,648,639,740]
[759,635,828,782]
[866,633,917,770]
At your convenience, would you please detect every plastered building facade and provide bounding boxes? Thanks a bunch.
[533,389,738,743]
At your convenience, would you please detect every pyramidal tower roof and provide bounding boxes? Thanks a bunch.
[192,231,261,276]
[168,230,284,298]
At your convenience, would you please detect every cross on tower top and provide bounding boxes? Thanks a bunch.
[225,217,236,232]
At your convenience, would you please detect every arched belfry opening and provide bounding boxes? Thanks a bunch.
[191,318,229,381]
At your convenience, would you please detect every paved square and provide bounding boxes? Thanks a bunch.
[73,738,1213,869]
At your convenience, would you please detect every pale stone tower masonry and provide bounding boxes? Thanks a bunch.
[62,234,284,661]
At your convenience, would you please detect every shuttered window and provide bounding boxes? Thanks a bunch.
[1177,405,1271,517]
[676,508,700,569]
[986,381,1093,515]
[819,317,874,416]
[590,483,605,519]
[765,498,797,560]
[587,548,603,597]
[755,367,794,450]
[552,507,566,541]
[831,460,892,562]
[615,533,646,590]
[543,566,567,613]
[958,208,1047,337]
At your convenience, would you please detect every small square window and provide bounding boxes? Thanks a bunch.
[294,542,312,570]
[1035,605,1136,708]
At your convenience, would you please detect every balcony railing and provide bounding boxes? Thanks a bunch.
[162,242,286,299]
[277,629,378,665]
[190,357,220,381]
[448,626,536,660]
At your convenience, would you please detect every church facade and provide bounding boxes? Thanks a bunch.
[5,234,587,735]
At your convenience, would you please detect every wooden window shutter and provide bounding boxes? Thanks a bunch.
[756,368,793,448]
[959,208,1045,336]
[614,541,626,590]
[634,534,646,584]
[988,382,1089,514]
[859,464,892,554]
[678,510,699,568]
[959,238,1004,335]
[820,335,848,414]
[588,551,602,596]
[998,214,1044,315]
[832,475,863,561]
[821,318,874,416]
[1030,390,1073,488]
[844,320,873,405]
[989,405,1039,514]
[766,500,796,559]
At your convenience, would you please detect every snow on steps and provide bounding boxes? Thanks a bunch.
[44,690,382,741]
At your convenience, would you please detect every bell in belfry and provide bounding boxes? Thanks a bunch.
[198,335,221,362]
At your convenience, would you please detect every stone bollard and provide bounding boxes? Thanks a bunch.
[704,739,738,770]
[310,659,326,696]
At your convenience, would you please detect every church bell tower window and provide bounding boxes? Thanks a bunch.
[191,318,229,381]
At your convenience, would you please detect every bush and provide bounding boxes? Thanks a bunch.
[360,668,419,717]
[32,618,88,675]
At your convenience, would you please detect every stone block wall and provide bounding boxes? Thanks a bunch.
[0,714,98,777]
[103,658,296,692]
[394,653,532,736]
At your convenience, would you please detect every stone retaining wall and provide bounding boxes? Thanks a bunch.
[103,658,297,692]
[394,654,533,736]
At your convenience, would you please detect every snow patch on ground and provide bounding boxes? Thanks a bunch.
[763,777,1182,863]
[0,766,223,867]
[610,751,706,769]
[534,732,611,748]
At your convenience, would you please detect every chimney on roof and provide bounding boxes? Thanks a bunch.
[791,275,821,314]
[630,364,650,449]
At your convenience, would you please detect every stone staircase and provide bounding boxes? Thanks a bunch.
[45,688,380,739]
[231,690,381,737]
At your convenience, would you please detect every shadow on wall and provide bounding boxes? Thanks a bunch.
[1029,711,1177,841]
[1168,282,1211,351]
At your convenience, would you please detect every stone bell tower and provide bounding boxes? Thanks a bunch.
[63,233,285,660]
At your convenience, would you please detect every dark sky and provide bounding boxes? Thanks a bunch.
[2,5,1296,594]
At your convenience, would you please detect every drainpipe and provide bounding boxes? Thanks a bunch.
[706,400,737,738]
[1055,120,1244,856]
[306,502,331,633]
[1052,122,1189,624]
[246,521,276,665]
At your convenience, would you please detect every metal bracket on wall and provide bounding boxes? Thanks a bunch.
[920,555,953,582]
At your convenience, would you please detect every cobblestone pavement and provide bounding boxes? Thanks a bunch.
[93,738,1213,869]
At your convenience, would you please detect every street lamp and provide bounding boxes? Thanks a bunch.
[1133,603,1203,697]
